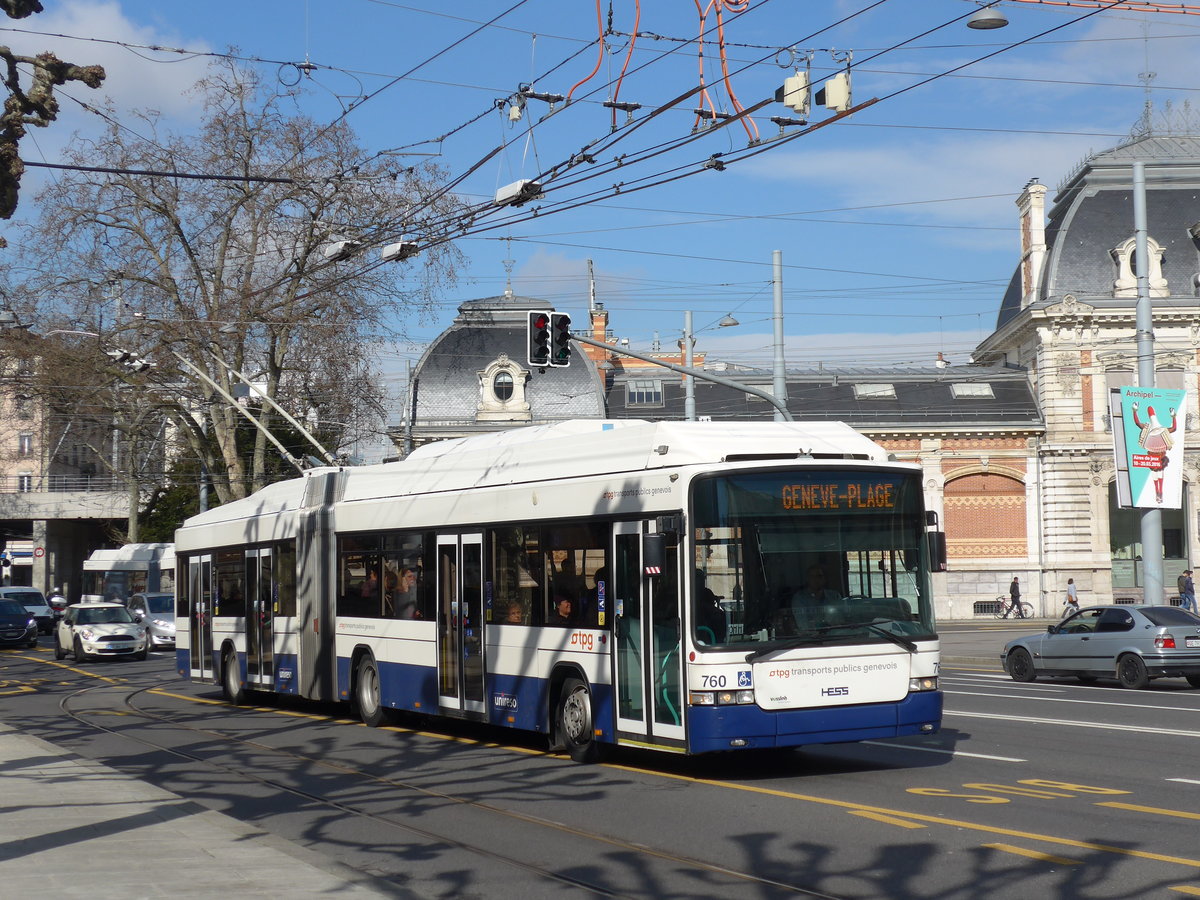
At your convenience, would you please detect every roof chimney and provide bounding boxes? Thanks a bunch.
[1016,178,1047,310]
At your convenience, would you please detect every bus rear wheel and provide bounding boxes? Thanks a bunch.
[557,677,601,763]
[356,656,387,727]
[222,651,244,705]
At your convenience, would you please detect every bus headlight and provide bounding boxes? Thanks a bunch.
[908,676,938,692]
[689,690,756,706]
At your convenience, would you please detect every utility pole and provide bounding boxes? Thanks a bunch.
[772,250,788,421]
[1133,160,1164,604]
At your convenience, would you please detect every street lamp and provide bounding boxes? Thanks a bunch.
[683,310,742,421]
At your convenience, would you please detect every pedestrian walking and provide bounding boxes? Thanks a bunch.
[1005,576,1024,619]
[1178,570,1188,607]
[1184,570,1197,614]
[1063,578,1080,616]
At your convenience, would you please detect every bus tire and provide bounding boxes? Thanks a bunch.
[557,677,601,764]
[356,655,387,727]
[222,650,244,705]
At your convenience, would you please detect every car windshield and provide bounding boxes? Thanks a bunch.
[4,591,45,607]
[1141,606,1200,627]
[0,599,26,616]
[75,607,134,625]
[145,595,173,614]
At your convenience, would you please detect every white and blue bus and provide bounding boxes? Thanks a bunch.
[82,542,175,603]
[174,420,943,760]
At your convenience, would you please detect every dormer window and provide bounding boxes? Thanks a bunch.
[1111,236,1168,297]
[476,354,531,423]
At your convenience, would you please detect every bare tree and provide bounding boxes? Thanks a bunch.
[0,1,105,234]
[19,59,462,506]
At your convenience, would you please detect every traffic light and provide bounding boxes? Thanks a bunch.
[550,312,572,367]
[527,310,551,367]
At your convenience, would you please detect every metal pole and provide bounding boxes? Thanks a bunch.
[772,250,788,422]
[571,333,793,421]
[684,310,695,421]
[1134,160,1164,604]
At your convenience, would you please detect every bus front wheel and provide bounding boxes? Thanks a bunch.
[557,677,601,764]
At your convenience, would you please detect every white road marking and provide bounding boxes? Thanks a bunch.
[945,689,1200,714]
[1166,778,1200,785]
[947,709,1200,738]
[862,740,1027,762]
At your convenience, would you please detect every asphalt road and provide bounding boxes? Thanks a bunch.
[2,625,1199,899]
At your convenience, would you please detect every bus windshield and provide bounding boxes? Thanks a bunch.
[690,468,936,650]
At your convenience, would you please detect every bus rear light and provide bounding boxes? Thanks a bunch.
[909,676,938,692]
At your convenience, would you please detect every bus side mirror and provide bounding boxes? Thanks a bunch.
[642,533,666,576]
[925,532,947,573]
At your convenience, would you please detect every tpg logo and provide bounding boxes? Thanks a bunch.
[821,686,850,697]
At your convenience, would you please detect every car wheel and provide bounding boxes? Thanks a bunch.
[1006,648,1036,683]
[222,651,244,705]
[26,639,37,648]
[1117,654,1149,689]
[1186,674,1200,689]
[556,677,603,763]
[53,633,66,660]
[356,656,387,727]
[73,637,88,664]
[1076,674,1098,684]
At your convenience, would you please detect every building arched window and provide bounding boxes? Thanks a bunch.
[493,370,514,402]
[943,471,1027,560]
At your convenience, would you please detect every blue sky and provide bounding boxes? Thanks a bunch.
[4,0,1198,382]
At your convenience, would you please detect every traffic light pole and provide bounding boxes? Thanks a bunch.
[570,333,793,421]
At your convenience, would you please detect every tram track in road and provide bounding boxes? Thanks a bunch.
[57,679,841,900]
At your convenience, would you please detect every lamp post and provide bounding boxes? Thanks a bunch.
[683,310,743,421]
[772,250,789,422]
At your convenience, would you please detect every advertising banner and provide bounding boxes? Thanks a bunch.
[1110,386,1187,509]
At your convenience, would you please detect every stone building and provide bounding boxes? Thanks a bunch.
[393,123,1200,621]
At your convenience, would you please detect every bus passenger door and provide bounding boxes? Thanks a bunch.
[245,548,274,689]
[436,534,486,715]
[613,522,685,745]
[189,555,214,681]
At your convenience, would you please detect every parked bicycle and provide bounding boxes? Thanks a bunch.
[995,595,1034,619]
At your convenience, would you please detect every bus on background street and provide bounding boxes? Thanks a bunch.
[82,542,175,603]
[174,420,943,761]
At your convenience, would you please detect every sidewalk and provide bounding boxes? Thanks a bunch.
[0,723,396,898]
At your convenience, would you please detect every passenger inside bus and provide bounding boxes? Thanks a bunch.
[547,593,573,626]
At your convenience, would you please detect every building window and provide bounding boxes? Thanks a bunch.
[627,379,664,407]
[493,371,514,402]
[17,473,32,492]
[1111,236,1168,297]
[951,383,994,399]
[17,433,32,456]
[852,383,896,399]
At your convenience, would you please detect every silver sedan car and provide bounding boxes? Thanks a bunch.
[126,592,176,649]
[1002,604,1200,689]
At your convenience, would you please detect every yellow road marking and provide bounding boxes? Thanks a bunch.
[849,810,926,829]
[44,659,1200,872]
[25,657,124,683]
[1170,887,1200,895]
[1098,802,1200,821]
[984,843,1081,865]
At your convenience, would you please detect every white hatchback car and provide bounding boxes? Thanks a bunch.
[54,602,148,662]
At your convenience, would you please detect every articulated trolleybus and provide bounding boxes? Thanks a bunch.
[175,420,943,760]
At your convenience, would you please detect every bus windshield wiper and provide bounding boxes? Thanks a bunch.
[745,619,917,662]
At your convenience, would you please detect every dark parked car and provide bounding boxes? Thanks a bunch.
[0,598,38,648]
[1002,605,1200,689]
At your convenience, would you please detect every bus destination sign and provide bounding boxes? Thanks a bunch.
[782,480,896,511]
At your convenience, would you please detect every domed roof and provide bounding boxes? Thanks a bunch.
[411,292,604,423]
[996,129,1200,329]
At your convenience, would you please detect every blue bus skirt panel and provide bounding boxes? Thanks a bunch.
[686,691,943,754]
[336,655,440,712]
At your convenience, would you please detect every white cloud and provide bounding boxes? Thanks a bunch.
[698,328,987,368]
[7,1,212,142]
